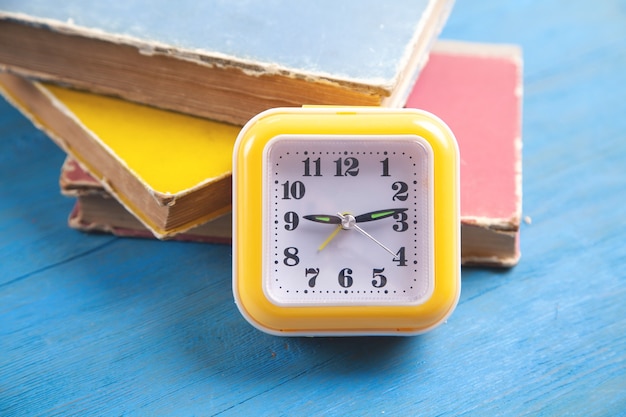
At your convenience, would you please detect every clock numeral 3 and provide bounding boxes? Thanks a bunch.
[393,211,409,232]
[283,247,300,266]
[305,268,320,287]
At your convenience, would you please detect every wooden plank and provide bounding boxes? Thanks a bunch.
[0,99,116,287]
[1,0,626,415]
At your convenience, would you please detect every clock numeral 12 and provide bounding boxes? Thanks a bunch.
[334,157,359,176]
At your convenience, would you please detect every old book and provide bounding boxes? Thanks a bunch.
[56,40,523,266]
[407,40,523,267]
[0,73,239,238]
[61,159,231,244]
[0,0,454,125]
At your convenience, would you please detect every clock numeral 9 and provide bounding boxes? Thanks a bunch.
[283,247,300,266]
[334,157,359,176]
[281,181,305,200]
[284,211,299,231]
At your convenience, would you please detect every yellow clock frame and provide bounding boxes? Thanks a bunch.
[232,107,460,336]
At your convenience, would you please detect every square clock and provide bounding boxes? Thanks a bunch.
[232,107,460,336]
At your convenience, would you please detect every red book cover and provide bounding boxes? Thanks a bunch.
[406,40,523,266]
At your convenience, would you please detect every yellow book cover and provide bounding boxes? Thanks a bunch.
[0,72,239,238]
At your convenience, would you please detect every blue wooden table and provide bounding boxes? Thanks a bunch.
[2,1,626,415]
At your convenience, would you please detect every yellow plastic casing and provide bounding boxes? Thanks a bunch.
[232,107,460,336]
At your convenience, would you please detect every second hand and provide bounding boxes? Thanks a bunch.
[351,223,397,257]
[336,212,397,257]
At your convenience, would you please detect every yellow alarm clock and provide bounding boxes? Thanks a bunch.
[232,107,460,336]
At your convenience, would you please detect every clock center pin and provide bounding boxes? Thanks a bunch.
[338,212,356,230]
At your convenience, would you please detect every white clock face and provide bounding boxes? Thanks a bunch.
[263,135,433,307]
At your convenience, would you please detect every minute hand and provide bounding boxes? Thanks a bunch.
[354,208,408,223]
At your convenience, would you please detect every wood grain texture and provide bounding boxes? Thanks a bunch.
[1,0,626,415]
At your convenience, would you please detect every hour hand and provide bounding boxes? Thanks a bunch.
[303,214,342,224]
[354,208,408,223]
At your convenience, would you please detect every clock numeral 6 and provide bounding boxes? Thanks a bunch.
[283,247,300,266]
[338,268,354,288]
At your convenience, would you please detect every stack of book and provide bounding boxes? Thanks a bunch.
[0,1,523,267]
